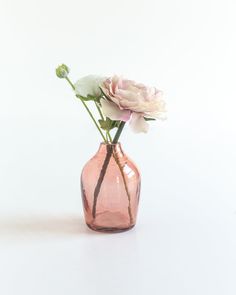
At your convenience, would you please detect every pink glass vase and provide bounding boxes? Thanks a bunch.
[81,143,141,232]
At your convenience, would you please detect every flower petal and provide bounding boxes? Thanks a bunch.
[100,99,131,122]
[75,75,106,98]
[129,113,149,133]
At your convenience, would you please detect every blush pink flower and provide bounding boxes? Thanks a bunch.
[100,75,166,133]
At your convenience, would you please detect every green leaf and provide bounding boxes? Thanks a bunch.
[98,119,108,130]
[111,120,120,129]
[99,118,120,131]
[144,117,156,121]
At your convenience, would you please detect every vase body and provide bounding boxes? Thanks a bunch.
[81,143,141,232]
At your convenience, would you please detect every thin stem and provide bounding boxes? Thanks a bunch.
[80,100,107,142]
[92,144,113,218]
[94,101,104,120]
[113,121,126,143]
[105,132,109,142]
[106,118,113,143]
[95,101,113,143]
[107,131,112,143]
[91,121,126,220]
[65,77,107,143]
[65,77,75,90]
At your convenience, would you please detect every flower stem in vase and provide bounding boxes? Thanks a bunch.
[92,144,113,218]
[92,122,126,219]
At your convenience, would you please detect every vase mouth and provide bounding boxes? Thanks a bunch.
[100,142,121,146]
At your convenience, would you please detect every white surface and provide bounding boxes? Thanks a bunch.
[0,0,236,294]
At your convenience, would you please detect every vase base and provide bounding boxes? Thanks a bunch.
[86,223,135,233]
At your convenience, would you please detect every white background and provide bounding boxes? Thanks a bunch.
[0,0,236,294]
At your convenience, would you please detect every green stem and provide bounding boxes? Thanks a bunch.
[65,77,75,90]
[81,100,107,142]
[94,101,113,143]
[65,77,107,143]
[92,144,113,218]
[95,101,104,120]
[105,132,109,142]
[106,118,113,143]
[92,122,125,219]
[113,121,126,143]
[107,131,112,143]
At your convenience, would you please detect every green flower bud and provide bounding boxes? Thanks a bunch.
[56,64,70,78]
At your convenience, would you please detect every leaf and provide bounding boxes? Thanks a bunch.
[99,118,120,131]
[144,117,156,121]
[98,119,108,130]
[111,120,120,128]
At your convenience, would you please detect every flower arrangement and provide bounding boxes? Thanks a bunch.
[55,64,166,232]
[56,64,166,143]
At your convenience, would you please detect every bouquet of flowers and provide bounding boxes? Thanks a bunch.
[56,64,166,143]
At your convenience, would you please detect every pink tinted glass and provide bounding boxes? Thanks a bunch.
[81,143,141,232]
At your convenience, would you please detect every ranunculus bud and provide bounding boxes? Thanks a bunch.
[56,64,70,78]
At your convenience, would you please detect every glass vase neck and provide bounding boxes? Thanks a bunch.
[97,142,124,156]
[98,142,122,152]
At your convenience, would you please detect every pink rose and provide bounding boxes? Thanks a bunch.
[100,75,166,133]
